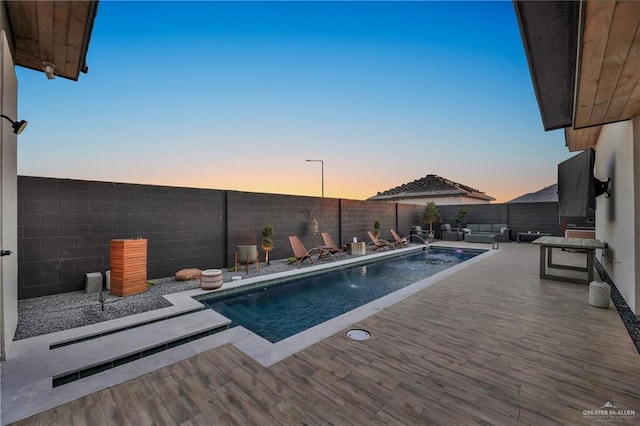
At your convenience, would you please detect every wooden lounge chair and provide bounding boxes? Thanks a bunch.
[288,235,333,268]
[321,232,345,257]
[389,229,409,248]
[366,231,393,251]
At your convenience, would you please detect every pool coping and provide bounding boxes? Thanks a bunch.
[0,244,496,425]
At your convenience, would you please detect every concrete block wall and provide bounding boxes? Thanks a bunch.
[398,203,430,236]
[341,199,397,243]
[17,177,225,298]
[437,203,562,239]
[226,191,340,265]
[17,176,563,299]
[507,202,562,236]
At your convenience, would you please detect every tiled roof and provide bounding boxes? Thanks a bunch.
[368,174,495,201]
[508,183,558,203]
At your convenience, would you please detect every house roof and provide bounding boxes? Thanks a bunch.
[368,174,495,202]
[508,183,558,203]
[515,0,640,151]
[3,1,99,81]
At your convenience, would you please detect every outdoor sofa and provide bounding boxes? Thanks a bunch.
[463,224,510,243]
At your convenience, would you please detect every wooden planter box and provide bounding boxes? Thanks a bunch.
[110,239,147,296]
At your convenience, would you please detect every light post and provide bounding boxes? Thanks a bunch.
[305,159,324,197]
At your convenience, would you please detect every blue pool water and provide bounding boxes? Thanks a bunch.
[198,247,481,342]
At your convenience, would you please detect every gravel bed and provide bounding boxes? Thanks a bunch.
[15,252,640,354]
[14,256,354,340]
[595,260,640,355]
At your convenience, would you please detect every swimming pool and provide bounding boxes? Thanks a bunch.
[197,247,482,343]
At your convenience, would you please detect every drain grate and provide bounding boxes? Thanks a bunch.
[346,329,371,340]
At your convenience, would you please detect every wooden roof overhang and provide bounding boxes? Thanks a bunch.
[515,0,640,152]
[3,1,98,81]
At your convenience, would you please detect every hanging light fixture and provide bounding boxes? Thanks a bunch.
[1,114,28,135]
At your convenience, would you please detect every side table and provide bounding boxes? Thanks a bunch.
[346,241,366,255]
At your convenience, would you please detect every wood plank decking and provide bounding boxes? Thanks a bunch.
[13,243,640,425]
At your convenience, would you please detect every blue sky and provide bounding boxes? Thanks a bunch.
[16,1,568,202]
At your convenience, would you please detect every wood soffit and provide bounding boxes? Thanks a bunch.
[5,1,98,81]
[569,1,640,142]
[564,126,601,152]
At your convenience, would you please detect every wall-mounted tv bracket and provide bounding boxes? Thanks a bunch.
[594,177,611,198]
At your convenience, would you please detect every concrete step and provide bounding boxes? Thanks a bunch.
[48,309,229,381]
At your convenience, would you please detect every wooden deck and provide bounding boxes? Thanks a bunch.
[13,243,640,425]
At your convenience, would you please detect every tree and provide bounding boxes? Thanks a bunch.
[422,201,441,234]
[453,208,470,230]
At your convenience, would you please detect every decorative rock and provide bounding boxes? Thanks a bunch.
[175,268,202,281]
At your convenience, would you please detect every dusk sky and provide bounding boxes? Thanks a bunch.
[16,1,569,203]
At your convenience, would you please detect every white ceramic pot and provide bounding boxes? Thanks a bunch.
[237,245,258,263]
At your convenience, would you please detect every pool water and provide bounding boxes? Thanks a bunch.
[198,247,480,343]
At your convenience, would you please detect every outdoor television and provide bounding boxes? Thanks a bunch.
[557,148,609,217]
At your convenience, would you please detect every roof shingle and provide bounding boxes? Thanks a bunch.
[368,174,494,202]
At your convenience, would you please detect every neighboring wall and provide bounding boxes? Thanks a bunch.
[17,177,423,299]
[437,202,562,238]
[594,119,638,314]
[18,177,227,299]
[17,176,562,299]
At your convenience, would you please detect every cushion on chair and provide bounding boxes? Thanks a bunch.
[465,234,496,244]
[492,224,508,233]
[479,224,493,232]
[466,224,480,232]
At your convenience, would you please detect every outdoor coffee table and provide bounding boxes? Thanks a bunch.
[532,236,604,284]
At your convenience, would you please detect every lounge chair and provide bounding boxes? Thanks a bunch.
[288,235,333,268]
[389,229,409,248]
[321,232,345,257]
[366,231,393,251]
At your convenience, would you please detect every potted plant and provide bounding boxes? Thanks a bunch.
[422,201,440,242]
[452,208,470,238]
[261,224,274,265]
[373,221,381,238]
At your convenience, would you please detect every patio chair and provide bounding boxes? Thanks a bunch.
[366,231,393,251]
[389,229,409,248]
[288,235,333,268]
[321,232,345,257]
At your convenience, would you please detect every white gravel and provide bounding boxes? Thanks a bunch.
[14,255,361,340]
